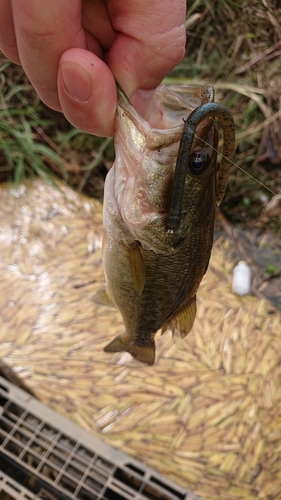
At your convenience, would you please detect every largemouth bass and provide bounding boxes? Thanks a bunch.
[95,85,235,365]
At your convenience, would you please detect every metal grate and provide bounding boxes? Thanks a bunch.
[0,377,202,500]
[0,471,41,500]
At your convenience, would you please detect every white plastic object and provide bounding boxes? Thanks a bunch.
[232,261,252,296]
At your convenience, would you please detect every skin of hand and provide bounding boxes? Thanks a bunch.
[0,0,186,136]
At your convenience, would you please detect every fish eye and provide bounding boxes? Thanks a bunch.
[188,152,210,175]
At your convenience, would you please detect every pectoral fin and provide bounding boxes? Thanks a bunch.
[164,296,197,338]
[92,285,116,308]
[124,242,146,295]
[104,333,155,365]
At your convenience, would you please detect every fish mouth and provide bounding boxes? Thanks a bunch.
[117,84,215,135]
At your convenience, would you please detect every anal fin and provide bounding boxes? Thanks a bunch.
[164,296,197,338]
[104,334,155,365]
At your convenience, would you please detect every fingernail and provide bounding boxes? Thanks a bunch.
[61,62,92,102]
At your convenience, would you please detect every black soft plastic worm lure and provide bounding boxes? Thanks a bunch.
[166,102,235,232]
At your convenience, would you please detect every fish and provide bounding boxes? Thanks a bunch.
[94,84,235,365]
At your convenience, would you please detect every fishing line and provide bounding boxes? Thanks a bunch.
[194,132,277,196]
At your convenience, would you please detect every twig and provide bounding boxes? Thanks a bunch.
[235,40,281,75]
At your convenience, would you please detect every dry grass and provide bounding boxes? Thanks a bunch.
[1,178,281,499]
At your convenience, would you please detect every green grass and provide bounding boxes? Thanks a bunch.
[0,61,63,184]
[0,60,113,193]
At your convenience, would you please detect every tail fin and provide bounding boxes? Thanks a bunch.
[104,334,155,365]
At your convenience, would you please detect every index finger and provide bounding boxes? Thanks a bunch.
[106,0,186,98]
[0,0,20,63]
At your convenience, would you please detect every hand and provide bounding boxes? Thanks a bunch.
[0,0,186,136]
